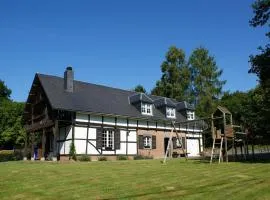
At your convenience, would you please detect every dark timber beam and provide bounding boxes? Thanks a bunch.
[41,129,46,161]
[23,132,28,161]
[52,120,59,161]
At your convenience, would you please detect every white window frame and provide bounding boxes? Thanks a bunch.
[102,129,114,150]
[143,136,152,149]
[166,107,176,118]
[141,103,152,115]
[187,111,195,120]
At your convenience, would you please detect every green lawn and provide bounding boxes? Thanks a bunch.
[0,160,269,200]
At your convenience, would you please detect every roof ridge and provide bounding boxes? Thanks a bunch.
[38,73,138,94]
[38,73,180,104]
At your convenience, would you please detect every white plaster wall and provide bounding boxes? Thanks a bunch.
[58,142,65,154]
[76,113,88,122]
[127,143,137,155]
[127,130,136,142]
[75,127,87,139]
[116,142,127,154]
[88,128,96,140]
[74,140,86,154]
[66,126,72,140]
[120,130,127,142]
[65,140,71,154]
[87,141,100,154]
[102,151,115,155]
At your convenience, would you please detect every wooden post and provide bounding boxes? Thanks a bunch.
[41,129,46,161]
[31,133,35,161]
[52,120,59,161]
[223,113,228,162]
[23,132,28,160]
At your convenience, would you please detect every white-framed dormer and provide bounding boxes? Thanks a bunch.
[187,110,195,120]
[141,102,153,115]
[166,107,176,119]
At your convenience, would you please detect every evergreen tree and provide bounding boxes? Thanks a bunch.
[189,47,226,117]
[151,46,191,101]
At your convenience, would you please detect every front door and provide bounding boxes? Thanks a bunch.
[187,139,200,157]
[164,138,169,155]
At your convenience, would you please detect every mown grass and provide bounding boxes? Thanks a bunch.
[0,159,269,200]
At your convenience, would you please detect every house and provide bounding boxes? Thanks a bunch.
[23,67,203,161]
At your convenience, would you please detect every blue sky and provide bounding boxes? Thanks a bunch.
[0,0,267,102]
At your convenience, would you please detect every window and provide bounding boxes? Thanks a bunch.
[143,136,152,149]
[141,103,152,115]
[187,111,195,120]
[166,107,176,118]
[102,129,114,150]
[176,138,182,148]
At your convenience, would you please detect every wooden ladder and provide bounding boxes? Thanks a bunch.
[210,137,224,164]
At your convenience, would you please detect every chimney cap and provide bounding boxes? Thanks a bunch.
[66,66,73,71]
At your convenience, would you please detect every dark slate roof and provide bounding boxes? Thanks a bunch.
[176,101,195,111]
[153,97,176,108]
[129,93,153,104]
[37,73,189,122]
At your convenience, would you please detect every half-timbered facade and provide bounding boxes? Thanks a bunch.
[24,67,203,161]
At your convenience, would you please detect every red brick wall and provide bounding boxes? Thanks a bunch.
[137,129,186,159]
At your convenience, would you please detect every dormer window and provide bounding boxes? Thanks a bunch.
[141,103,152,115]
[187,111,195,120]
[166,107,176,118]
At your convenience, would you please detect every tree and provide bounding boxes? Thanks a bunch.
[133,85,146,93]
[0,100,25,148]
[189,47,226,117]
[0,79,25,149]
[0,80,11,102]
[249,0,270,86]
[249,0,270,130]
[151,46,191,101]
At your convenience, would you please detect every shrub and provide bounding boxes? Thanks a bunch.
[78,155,91,162]
[134,155,153,160]
[117,155,128,160]
[0,150,23,162]
[69,141,77,161]
[98,156,107,161]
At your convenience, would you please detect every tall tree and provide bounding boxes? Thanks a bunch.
[133,84,146,93]
[249,0,270,86]
[151,46,191,101]
[249,0,270,128]
[189,47,226,117]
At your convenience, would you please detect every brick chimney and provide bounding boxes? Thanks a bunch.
[64,66,74,92]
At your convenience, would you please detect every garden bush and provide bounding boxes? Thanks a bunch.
[134,155,153,160]
[98,156,107,161]
[78,155,91,162]
[117,155,128,160]
[0,150,23,162]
